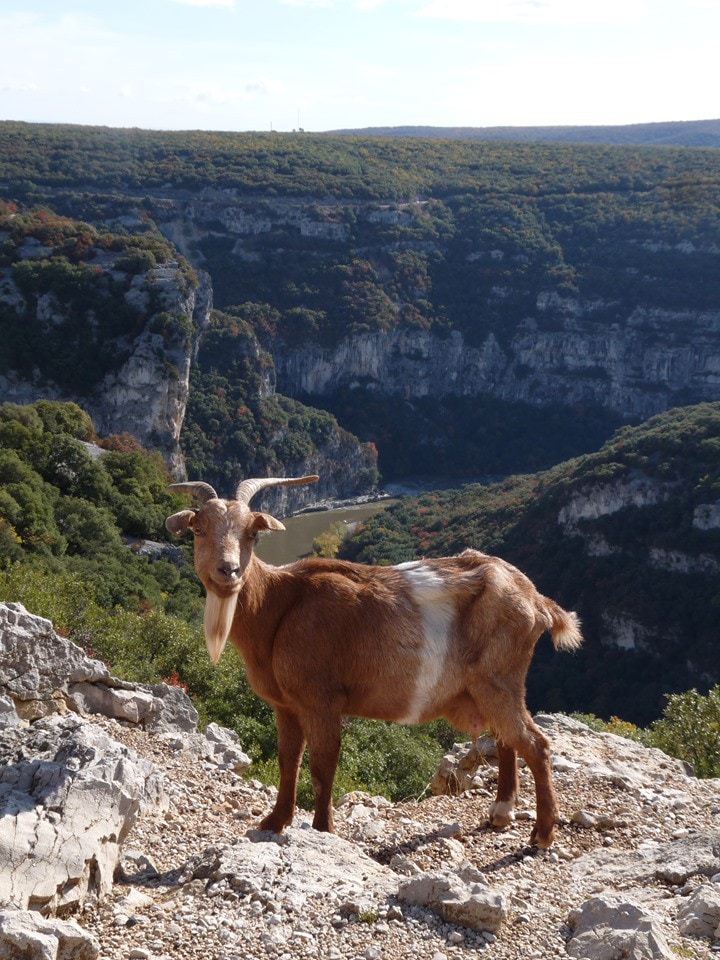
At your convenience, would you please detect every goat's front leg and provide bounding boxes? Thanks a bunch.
[489,740,519,828]
[303,713,342,832]
[259,708,306,834]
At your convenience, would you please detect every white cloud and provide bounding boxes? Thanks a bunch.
[279,0,335,7]
[416,0,648,24]
[169,0,235,7]
[1,80,39,92]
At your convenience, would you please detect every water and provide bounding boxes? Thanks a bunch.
[255,500,395,567]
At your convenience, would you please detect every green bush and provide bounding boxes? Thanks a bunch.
[648,685,720,778]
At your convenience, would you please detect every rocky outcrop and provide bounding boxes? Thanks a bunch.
[0,601,197,729]
[0,712,164,914]
[91,265,212,477]
[0,249,212,478]
[0,602,252,959]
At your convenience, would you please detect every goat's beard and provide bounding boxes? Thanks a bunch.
[204,591,238,664]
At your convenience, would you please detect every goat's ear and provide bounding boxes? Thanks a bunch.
[165,510,196,536]
[250,512,286,536]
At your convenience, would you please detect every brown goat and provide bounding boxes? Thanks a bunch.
[166,474,582,848]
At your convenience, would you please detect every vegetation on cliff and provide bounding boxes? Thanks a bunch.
[0,200,197,394]
[182,308,378,498]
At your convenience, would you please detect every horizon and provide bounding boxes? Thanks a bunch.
[1,1,718,135]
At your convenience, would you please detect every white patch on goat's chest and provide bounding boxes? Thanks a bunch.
[395,561,455,724]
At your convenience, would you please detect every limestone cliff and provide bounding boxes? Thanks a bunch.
[0,210,212,478]
[148,190,720,425]
[91,266,212,477]
[273,306,720,420]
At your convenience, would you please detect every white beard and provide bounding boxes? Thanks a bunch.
[204,591,238,664]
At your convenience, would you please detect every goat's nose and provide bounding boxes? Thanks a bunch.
[217,563,241,579]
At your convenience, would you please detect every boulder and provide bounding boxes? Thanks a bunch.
[0,909,99,960]
[0,711,164,914]
[397,863,507,933]
[677,883,720,938]
[567,896,675,960]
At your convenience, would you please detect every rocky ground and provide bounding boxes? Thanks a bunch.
[77,714,720,960]
[2,602,720,960]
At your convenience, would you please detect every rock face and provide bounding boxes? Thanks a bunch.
[156,191,720,427]
[273,308,720,421]
[91,266,212,477]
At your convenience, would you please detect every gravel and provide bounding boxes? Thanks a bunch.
[76,716,719,960]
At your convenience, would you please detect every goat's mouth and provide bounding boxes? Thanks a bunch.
[203,591,238,664]
[208,571,244,596]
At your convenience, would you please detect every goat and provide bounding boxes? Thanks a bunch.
[166,474,582,848]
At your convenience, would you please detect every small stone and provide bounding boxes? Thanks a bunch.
[571,809,597,829]
[128,950,151,960]
[448,930,464,943]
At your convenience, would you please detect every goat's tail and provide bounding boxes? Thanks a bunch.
[543,598,583,651]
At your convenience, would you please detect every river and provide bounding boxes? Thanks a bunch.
[255,499,395,567]
[255,475,488,566]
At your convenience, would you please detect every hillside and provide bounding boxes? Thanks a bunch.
[329,118,720,147]
[0,203,377,508]
[340,404,720,725]
[3,121,720,481]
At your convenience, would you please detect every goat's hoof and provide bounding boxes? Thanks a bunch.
[489,800,516,828]
[529,825,555,849]
[258,813,289,834]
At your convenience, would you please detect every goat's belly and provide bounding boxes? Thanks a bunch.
[341,651,457,726]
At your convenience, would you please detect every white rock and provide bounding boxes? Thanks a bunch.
[567,896,675,959]
[0,908,99,960]
[677,884,720,938]
[397,869,507,933]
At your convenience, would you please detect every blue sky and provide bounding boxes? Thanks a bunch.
[1,0,717,133]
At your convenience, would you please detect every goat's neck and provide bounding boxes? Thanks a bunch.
[232,556,293,654]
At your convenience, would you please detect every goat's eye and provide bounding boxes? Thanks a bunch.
[192,527,205,537]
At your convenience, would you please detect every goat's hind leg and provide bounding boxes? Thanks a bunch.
[489,741,519,828]
[303,712,342,833]
[260,708,306,834]
[500,714,558,848]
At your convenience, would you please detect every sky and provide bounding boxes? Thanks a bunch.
[0,0,718,134]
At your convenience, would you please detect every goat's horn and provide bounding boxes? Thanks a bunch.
[168,481,219,503]
[235,475,319,506]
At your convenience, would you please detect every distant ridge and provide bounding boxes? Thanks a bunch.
[326,118,720,147]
